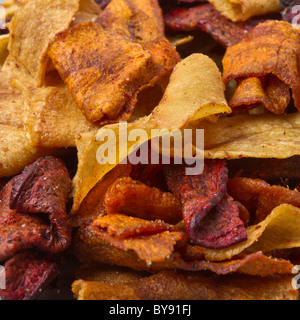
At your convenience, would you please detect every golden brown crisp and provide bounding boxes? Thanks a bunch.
[73,269,297,300]
[8,0,80,86]
[97,0,164,41]
[105,177,182,224]
[229,76,291,115]
[48,22,179,123]
[223,21,300,114]
[91,213,187,262]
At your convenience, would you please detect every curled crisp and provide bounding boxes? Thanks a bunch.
[223,21,300,114]
[0,157,72,261]
[163,161,248,249]
[229,76,291,115]
[48,22,179,123]
[201,204,300,262]
[207,0,282,22]
[105,177,182,224]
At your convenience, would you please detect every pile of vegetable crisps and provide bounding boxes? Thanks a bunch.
[0,0,300,300]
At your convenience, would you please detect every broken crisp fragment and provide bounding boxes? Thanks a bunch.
[48,21,179,123]
[105,177,182,224]
[163,161,247,249]
[0,251,58,300]
[164,3,262,47]
[207,0,282,22]
[91,214,187,262]
[8,0,81,86]
[223,21,300,113]
[0,157,71,261]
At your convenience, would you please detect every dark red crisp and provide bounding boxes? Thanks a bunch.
[0,157,72,262]
[164,3,263,47]
[0,251,58,300]
[163,160,247,249]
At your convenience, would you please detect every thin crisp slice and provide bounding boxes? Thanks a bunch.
[0,125,54,177]
[0,70,26,128]
[199,112,300,160]
[8,0,81,86]
[72,269,297,300]
[207,0,282,22]
[74,226,293,276]
[48,21,179,123]
[223,21,300,112]
[24,85,99,148]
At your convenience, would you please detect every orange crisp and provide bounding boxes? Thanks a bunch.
[223,21,300,114]
[91,213,187,262]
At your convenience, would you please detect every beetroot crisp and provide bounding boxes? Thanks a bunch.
[0,251,58,300]
[164,3,263,47]
[0,156,72,262]
[163,160,248,249]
